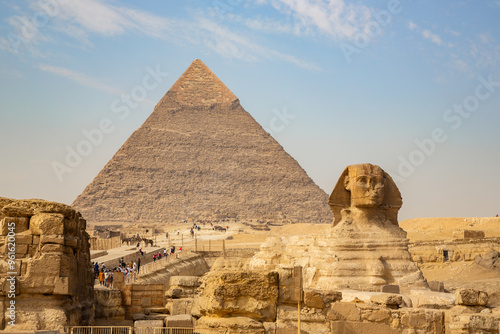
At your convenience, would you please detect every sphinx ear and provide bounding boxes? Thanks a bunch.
[344,175,351,191]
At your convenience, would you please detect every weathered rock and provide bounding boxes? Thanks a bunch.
[455,289,489,306]
[134,320,164,327]
[132,313,146,321]
[475,251,500,270]
[0,197,93,331]
[370,293,403,308]
[72,59,332,224]
[193,270,278,322]
[165,314,193,328]
[428,281,445,292]
[303,288,342,309]
[409,290,455,309]
[195,316,265,334]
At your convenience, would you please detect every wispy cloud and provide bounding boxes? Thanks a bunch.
[1,0,317,71]
[408,21,417,31]
[422,29,442,46]
[252,0,373,41]
[38,64,124,95]
[196,17,320,70]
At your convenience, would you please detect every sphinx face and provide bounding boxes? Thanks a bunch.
[345,173,385,208]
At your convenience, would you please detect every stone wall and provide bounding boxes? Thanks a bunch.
[409,238,500,263]
[89,236,121,251]
[0,197,94,331]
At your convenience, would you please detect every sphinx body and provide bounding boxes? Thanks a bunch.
[250,163,428,292]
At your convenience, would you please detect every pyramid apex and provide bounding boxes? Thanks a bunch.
[161,59,238,107]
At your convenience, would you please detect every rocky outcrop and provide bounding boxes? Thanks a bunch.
[193,270,279,322]
[73,59,332,224]
[0,197,94,331]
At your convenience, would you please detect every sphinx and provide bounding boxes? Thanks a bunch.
[250,163,428,292]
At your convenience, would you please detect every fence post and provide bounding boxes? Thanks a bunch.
[223,239,226,258]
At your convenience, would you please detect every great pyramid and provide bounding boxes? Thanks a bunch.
[72,59,332,224]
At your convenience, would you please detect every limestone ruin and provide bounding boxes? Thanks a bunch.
[73,59,331,225]
[0,197,94,331]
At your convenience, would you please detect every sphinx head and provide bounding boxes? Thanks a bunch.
[329,163,402,227]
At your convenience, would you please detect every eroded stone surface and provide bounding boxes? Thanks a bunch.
[0,197,93,331]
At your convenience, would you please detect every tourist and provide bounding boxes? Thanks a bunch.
[166,232,169,239]
[109,272,114,289]
[179,246,182,253]
[137,258,141,272]
[98,270,104,286]
[163,249,167,257]
[177,229,180,235]
[158,251,161,260]
[104,271,109,287]
[94,263,99,279]
[139,248,143,256]
[153,253,157,262]
[133,262,137,272]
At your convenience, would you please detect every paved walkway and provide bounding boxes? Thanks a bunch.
[92,244,165,269]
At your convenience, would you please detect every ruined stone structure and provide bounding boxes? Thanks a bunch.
[0,197,94,331]
[250,163,428,292]
[73,59,331,224]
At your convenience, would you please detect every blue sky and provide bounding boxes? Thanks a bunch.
[0,0,499,221]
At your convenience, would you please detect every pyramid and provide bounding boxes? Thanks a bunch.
[72,59,332,224]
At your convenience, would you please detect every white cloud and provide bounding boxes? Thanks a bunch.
[422,29,442,46]
[253,0,373,41]
[1,0,317,71]
[408,21,417,31]
[38,64,124,95]
[196,17,321,70]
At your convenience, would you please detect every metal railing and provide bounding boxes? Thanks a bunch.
[67,327,195,334]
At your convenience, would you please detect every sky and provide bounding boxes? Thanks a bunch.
[0,0,499,221]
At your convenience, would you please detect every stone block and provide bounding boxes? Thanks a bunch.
[41,244,66,253]
[428,281,444,292]
[195,316,265,334]
[327,302,361,321]
[134,320,164,327]
[276,267,295,305]
[1,217,30,235]
[30,213,65,235]
[381,285,400,294]
[370,293,403,308]
[165,314,193,328]
[195,270,278,322]
[64,236,78,249]
[361,308,392,323]
[151,297,164,307]
[167,298,193,316]
[40,235,65,245]
[133,313,146,321]
[169,276,200,287]
[331,321,399,334]
[409,290,455,309]
[455,289,489,306]
[15,234,33,245]
[13,244,28,255]
[303,288,342,309]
